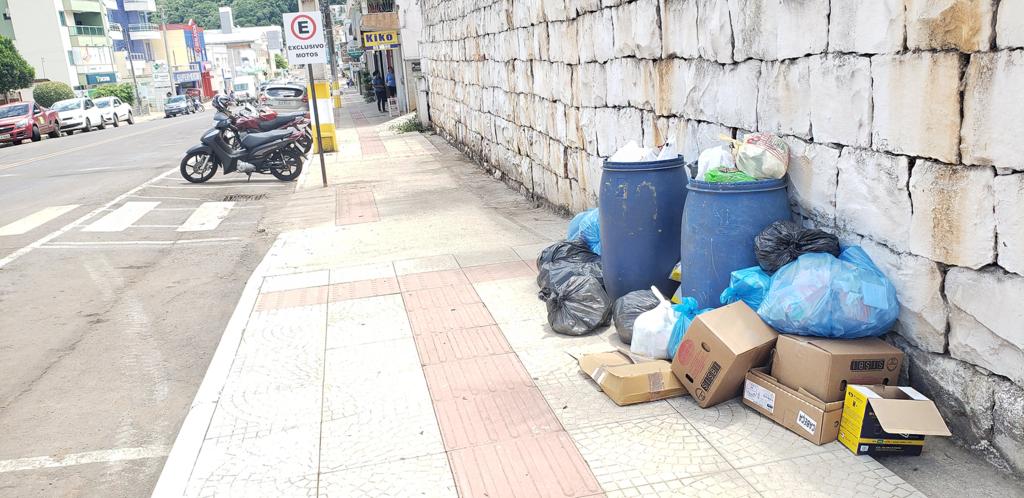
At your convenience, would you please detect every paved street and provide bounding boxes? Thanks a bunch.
[0,111,297,496]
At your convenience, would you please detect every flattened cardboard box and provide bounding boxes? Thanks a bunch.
[670,301,779,408]
[771,335,903,403]
[743,367,844,445]
[578,350,687,406]
[839,384,951,457]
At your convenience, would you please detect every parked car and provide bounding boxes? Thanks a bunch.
[93,96,135,126]
[164,95,195,118]
[260,84,308,112]
[0,102,61,144]
[52,98,106,134]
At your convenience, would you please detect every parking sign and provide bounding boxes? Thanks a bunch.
[283,12,327,65]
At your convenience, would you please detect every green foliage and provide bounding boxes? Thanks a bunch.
[0,36,35,95]
[391,113,429,133]
[155,0,347,29]
[274,53,288,70]
[91,83,136,106]
[32,81,74,109]
[359,69,374,101]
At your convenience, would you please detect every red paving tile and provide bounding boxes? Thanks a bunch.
[413,326,513,365]
[422,354,534,401]
[434,387,561,450]
[406,302,495,335]
[462,260,539,283]
[327,277,401,302]
[448,432,603,498]
[397,269,471,291]
[253,285,329,312]
[402,284,482,312]
[336,185,380,226]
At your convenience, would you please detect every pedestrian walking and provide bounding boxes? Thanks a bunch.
[386,66,397,99]
[372,71,387,113]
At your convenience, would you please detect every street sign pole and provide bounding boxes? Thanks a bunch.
[307,64,328,187]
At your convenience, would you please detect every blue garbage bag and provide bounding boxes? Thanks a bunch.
[568,208,601,255]
[667,297,713,360]
[720,267,771,310]
[756,246,899,338]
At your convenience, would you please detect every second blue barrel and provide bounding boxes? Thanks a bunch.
[679,178,792,309]
[600,157,689,302]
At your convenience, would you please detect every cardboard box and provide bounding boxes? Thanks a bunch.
[742,367,845,445]
[578,350,688,406]
[670,301,779,408]
[838,384,951,456]
[771,335,904,403]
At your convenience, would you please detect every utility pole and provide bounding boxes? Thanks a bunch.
[319,0,340,106]
[159,7,175,96]
[122,29,143,110]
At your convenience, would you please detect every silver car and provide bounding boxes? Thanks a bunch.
[260,84,308,112]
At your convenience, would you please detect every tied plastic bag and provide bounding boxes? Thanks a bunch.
[566,209,601,255]
[754,221,841,275]
[656,138,678,161]
[609,140,659,162]
[697,146,735,180]
[667,298,712,360]
[705,168,758,182]
[536,238,602,288]
[756,246,900,339]
[720,267,771,310]
[720,133,789,180]
[612,289,661,344]
[539,274,612,336]
[538,260,604,291]
[630,287,679,360]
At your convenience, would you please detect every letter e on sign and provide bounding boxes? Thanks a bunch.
[282,12,327,65]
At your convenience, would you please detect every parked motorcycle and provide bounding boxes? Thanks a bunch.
[179,96,304,183]
[231,104,313,154]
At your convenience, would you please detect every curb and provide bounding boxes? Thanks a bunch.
[149,237,285,498]
[295,151,315,190]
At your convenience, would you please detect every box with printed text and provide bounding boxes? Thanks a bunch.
[771,335,903,403]
[838,384,951,456]
[742,367,845,445]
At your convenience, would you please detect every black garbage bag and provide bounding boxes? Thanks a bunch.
[537,238,603,288]
[538,274,612,336]
[611,289,661,344]
[538,260,604,290]
[754,220,842,275]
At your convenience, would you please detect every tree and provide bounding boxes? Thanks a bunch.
[0,36,35,95]
[155,0,345,29]
[274,53,288,70]
[91,83,136,106]
[32,81,74,108]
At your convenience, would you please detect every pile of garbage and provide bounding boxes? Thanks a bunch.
[536,134,952,456]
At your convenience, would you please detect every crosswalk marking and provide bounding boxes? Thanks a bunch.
[0,205,81,236]
[82,201,160,232]
[177,202,234,232]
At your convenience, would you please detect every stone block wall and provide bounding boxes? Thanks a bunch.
[419,0,1024,473]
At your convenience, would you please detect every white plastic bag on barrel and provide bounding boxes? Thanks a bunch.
[720,133,790,180]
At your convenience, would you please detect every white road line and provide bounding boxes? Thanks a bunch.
[0,445,171,473]
[82,201,160,232]
[0,168,176,270]
[0,205,80,236]
[42,237,243,248]
[177,202,234,232]
[128,195,204,201]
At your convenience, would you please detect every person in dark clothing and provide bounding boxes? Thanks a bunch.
[385,66,397,98]
[372,71,387,113]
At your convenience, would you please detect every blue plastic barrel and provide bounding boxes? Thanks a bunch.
[679,178,792,309]
[600,157,689,302]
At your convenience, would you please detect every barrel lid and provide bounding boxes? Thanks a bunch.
[603,156,688,172]
[687,177,788,193]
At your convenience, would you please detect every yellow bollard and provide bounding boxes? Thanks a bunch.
[307,81,338,153]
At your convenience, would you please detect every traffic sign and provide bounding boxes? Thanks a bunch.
[283,12,327,65]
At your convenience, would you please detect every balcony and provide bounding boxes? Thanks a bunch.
[365,0,395,13]
[62,0,104,12]
[68,25,110,46]
[128,23,161,40]
[102,0,118,8]
[108,23,123,40]
[123,0,157,11]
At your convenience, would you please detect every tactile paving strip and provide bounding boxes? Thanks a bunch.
[462,260,539,283]
[413,326,513,365]
[398,269,472,291]
[327,277,401,302]
[253,286,330,312]
[335,184,380,226]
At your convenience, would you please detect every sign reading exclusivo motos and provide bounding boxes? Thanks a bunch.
[282,12,327,65]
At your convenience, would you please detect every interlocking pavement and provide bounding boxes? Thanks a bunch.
[153,92,933,498]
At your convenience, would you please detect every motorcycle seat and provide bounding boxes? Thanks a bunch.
[257,115,299,131]
[241,129,293,148]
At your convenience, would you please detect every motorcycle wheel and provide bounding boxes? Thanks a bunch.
[269,148,303,181]
[180,151,218,183]
[297,132,313,154]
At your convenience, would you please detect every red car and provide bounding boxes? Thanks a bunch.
[0,101,61,145]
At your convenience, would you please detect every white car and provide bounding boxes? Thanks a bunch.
[93,97,135,127]
[51,98,107,134]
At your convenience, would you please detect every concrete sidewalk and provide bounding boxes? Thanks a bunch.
[151,92,945,498]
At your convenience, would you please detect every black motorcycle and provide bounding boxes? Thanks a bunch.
[179,112,304,183]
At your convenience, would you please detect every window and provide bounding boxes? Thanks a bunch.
[265,87,303,98]
[59,11,66,26]
[67,50,74,65]
[33,104,42,114]
[84,100,93,109]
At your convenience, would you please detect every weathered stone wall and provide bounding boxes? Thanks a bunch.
[419,0,1024,473]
